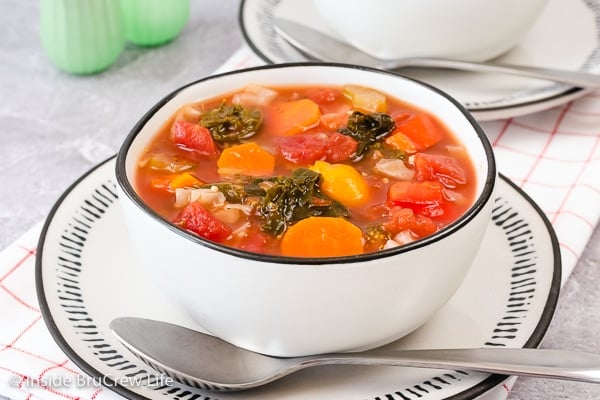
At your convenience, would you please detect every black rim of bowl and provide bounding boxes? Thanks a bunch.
[115,62,497,265]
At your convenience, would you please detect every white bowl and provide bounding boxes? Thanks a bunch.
[313,0,549,61]
[115,64,497,357]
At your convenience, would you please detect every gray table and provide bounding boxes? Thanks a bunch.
[1,1,599,399]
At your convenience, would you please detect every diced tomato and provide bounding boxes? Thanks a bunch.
[384,207,438,237]
[305,88,338,104]
[171,120,218,158]
[395,113,443,151]
[414,153,467,188]
[325,132,357,162]
[277,134,328,164]
[387,180,445,217]
[174,202,232,242]
[276,132,357,164]
[320,112,349,130]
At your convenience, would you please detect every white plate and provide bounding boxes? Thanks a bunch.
[239,0,600,121]
[36,157,560,400]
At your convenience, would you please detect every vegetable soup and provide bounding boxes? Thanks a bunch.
[135,84,476,258]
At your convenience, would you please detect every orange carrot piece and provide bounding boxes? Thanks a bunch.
[217,142,275,176]
[384,131,418,154]
[280,217,364,257]
[170,172,203,189]
[150,172,203,192]
[271,98,321,135]
[395,113,443,151]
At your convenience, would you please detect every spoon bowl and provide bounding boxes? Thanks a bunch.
[110,317,600,392]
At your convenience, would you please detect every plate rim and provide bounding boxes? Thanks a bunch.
[35,156,562,400]
[237,0,596,119]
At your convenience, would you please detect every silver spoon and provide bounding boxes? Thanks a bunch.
[110,317,600,392]
[273,17,600,88]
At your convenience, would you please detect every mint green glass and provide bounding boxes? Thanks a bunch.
[120,0,190,46]
[39,0,125,75]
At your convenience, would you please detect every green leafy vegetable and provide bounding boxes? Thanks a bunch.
[365,223,391,251]
[200,101,262,142]
[207,169,350,236]
[338,111,395,160]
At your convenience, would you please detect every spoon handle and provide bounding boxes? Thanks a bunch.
[311,348,600,383]
[391,58,600,88]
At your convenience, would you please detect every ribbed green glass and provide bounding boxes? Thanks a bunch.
[120,0,190,47]
[39,0,125,75]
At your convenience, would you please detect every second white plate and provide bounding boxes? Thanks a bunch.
[36,157,561,400]
[239,0,600,121]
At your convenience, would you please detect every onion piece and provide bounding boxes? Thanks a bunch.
[225,203,254,215]
[174,187,226,209]
[173,104,202,123]
[232,222,251,237]
[383,239,400,249]
[393,230,415,245]
[443,188,464,202]
[373,158,415,180]
[232,84,278,107]
[139,153,194,173]
[212,208,242,225]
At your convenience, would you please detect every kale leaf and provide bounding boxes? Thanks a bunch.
[258,169,349,236]
[338,111,395,160]
[200,101,263,142]
[208,169,350,236]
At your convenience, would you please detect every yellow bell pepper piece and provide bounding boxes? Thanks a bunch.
[311,160,369,207]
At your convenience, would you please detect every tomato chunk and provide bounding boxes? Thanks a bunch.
[384,207,438,237]
[414,153,467,188]
[305,88,338,104]
[387,180,445,217]
[277,134,327,164]
[325,132,358,162]
[277,132,357,164]
[171,120,218,158]
[174,202,232,242]
[395,113,442,151]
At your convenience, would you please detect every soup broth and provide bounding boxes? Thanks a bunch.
[135,84,476,257]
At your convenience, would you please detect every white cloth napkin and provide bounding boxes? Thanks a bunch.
[1,46,600,400]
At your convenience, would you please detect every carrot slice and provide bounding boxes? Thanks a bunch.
[217,142,275,176]
[150,172,202,192]
[395,113,443,151]
[271,98,321,135]
[280,217,364,257]
[384,131,418,154]
[170,172,203,189]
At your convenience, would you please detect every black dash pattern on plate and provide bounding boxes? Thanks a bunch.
[485,196,537,347]
[56,181,540,400]
[54,180,213,400]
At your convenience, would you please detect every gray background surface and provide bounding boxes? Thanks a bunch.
[1,0,600,399]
